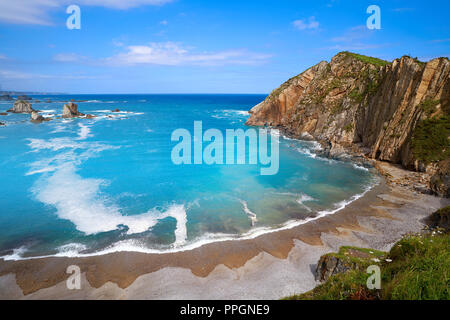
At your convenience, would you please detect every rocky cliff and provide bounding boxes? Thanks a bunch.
[246,52,449,193]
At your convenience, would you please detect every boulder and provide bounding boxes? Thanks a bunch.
[7,100,35,113]
[62,102,84,118]
[425,206,450,232]
[30,111,45,123]
[315,254,355,282]
[0,122,4,126]
[314,247,385,282]
[430,159,450,197]
[0,112,7,116]
[112,108,120,112]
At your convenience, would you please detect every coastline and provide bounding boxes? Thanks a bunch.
[1,161,448,299]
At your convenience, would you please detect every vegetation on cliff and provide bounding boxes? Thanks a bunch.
[341,51,391,67]
[284,207,450,300]
[411,115,450,163]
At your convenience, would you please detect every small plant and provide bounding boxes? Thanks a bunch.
[344,123,354,133]
[349,88,364,103]
[419,99,440,117]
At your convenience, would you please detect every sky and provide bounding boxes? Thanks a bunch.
[0,0,449,94]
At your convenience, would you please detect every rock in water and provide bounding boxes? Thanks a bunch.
[62,102,84,118]
[7,100,35,113]
[17,95,32,100]
[0,94,13,101]
[30,111,45,123]
[0,122,5,126]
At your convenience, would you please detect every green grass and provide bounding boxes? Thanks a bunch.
[383,233,450,299]
[284,228,450,300]
[411,115,450,163]
[340,51,391,67]
[344,123,354,133]
[349,88,364,103]
[420,99,440,117]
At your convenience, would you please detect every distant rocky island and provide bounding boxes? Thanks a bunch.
[246,52,449,198]
[2,99,98,123]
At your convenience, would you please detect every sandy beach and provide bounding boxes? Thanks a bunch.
[0,161,448,300]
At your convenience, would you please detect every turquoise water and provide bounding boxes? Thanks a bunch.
[0,94,376,259]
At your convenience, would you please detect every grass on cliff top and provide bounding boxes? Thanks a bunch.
[284,223,450,300]
[340,51,391,67]
[324,246,385,266]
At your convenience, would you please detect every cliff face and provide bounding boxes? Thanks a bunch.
[246,52,450,175]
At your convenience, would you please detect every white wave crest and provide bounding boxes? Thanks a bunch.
[32,164,187,240]
[240,200,257,226]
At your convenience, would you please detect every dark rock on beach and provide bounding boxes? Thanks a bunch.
[430,159,450,198]
[425,206,450,232]
[315,255,354,282]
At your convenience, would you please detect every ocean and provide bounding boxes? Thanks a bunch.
[0,94,377,259]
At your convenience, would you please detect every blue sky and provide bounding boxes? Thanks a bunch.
[0,0,449,93]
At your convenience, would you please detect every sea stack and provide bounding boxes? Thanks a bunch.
[30,111,45,123]
[62,102,84,118]
[7,100,35,113]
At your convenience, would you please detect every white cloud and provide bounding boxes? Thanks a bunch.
[105,42,272,66]
[159,20,168,25]
[0,0,172,25]
[292,17,319,30]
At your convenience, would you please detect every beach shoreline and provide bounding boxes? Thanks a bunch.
[0,161,448,299]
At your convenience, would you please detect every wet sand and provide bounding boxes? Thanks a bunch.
[0,162,448,299]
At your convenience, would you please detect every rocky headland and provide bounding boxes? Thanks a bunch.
[246,52,449,197]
